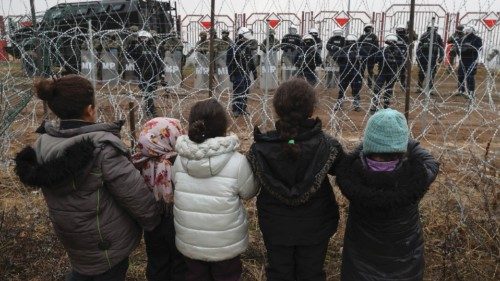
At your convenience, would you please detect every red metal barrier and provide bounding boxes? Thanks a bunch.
[0,40,8,61]
[180,7,500,61]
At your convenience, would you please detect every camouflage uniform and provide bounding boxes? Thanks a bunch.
[260,30,280,53]
[124,26,139,51]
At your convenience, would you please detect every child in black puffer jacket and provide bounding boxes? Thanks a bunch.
[248,78,343,281]
[336,108,439,281]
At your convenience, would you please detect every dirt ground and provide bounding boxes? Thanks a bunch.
[0,63,498,280]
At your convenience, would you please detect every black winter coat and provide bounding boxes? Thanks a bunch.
[281,33,303,52]
[335,141,439,281]
[326,35,345,56]
[127,41,163,82]
[416,31,444,60]
[358,33,379,59]
[294,46,323,76]
[333,43,365,72]
[375,44,405,76]
[458,33,483,62]
[226,40,257,82]
[247,119,343,246]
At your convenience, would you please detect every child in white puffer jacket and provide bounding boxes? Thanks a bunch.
[172,99,257,281]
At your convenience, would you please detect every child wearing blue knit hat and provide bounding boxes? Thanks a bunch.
[335,109,440,281]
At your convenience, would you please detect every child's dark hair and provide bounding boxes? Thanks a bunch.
[273,78,317,159]
[35,75,95,120]
[188,99,228,143]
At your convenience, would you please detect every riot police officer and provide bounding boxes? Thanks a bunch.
[447,24,465,72]
[295,34,322,86]
[333,34,364,111]
[309,27,323,51]
[416,25,444,93]
[371,33,405,113]
[281,25,303,81]
[128,30,163,118]
[456,26,483,100]
[260,29,280,53]
[325,29,345,88]
[162,30,184,87]
[358,23,379,89]
[395,24,411,90]
[226,27,257,117]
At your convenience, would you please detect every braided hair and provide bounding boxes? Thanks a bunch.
[273,78,317,159]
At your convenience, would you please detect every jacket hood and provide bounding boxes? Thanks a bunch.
[248,118,342,206]
[15,121,126,193]
[15,138,95,192]
[336,141,434,210]
[42,120,124,139]
[175,134,239,178]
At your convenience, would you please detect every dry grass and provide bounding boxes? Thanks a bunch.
[0,61,499,280]
[1,151,498,280]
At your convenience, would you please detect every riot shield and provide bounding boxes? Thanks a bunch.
[260,50,279,90]
[164,50,182,89]
[215,51,231,93]
[281,50,298,82]
[80,50,97,82]
[324,54,338,89]
[194,52,209,90]
[122,56,138,83]
[101,49,120,86]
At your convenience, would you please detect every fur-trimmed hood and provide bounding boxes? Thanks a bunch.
[15,121,127,193]
[335,140,439,210]
[248,118,342,206]
[15,139,95,192]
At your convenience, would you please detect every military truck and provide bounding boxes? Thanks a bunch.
[6,0,179,74]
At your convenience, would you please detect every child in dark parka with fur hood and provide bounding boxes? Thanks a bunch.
[335,109,439,281]
[248,78,343,281]
[15,75,161,281]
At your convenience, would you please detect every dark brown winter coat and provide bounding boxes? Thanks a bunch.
[15,121,161,275]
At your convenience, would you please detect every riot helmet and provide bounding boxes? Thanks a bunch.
[237,27,253,41]
[345,34,358,45]
[303,34,315,46]
[385,33,398,45]
[364,24,374,34]
[138,30,152,42]
[332,28,344,37]
[395,24,407,36]
[309,27,319,37]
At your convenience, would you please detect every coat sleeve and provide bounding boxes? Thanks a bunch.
[226,46,235,75]
[438,35,445,59]
[100,145,161,231]
[407,140,439,185]
[236,154,257,200]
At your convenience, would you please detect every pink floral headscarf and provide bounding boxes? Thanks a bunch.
[132,117,184,203]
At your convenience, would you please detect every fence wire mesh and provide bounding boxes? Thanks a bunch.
[0,0,499,280]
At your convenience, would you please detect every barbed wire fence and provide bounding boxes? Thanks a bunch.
[0,0,499,280]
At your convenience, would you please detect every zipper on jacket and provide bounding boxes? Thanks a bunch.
[96,184,112,269]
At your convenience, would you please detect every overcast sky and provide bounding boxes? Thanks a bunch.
[2,0,499,17]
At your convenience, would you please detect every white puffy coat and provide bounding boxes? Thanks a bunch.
[172,134,257,261]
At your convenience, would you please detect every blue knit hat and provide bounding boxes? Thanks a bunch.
[363,109,409,154]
